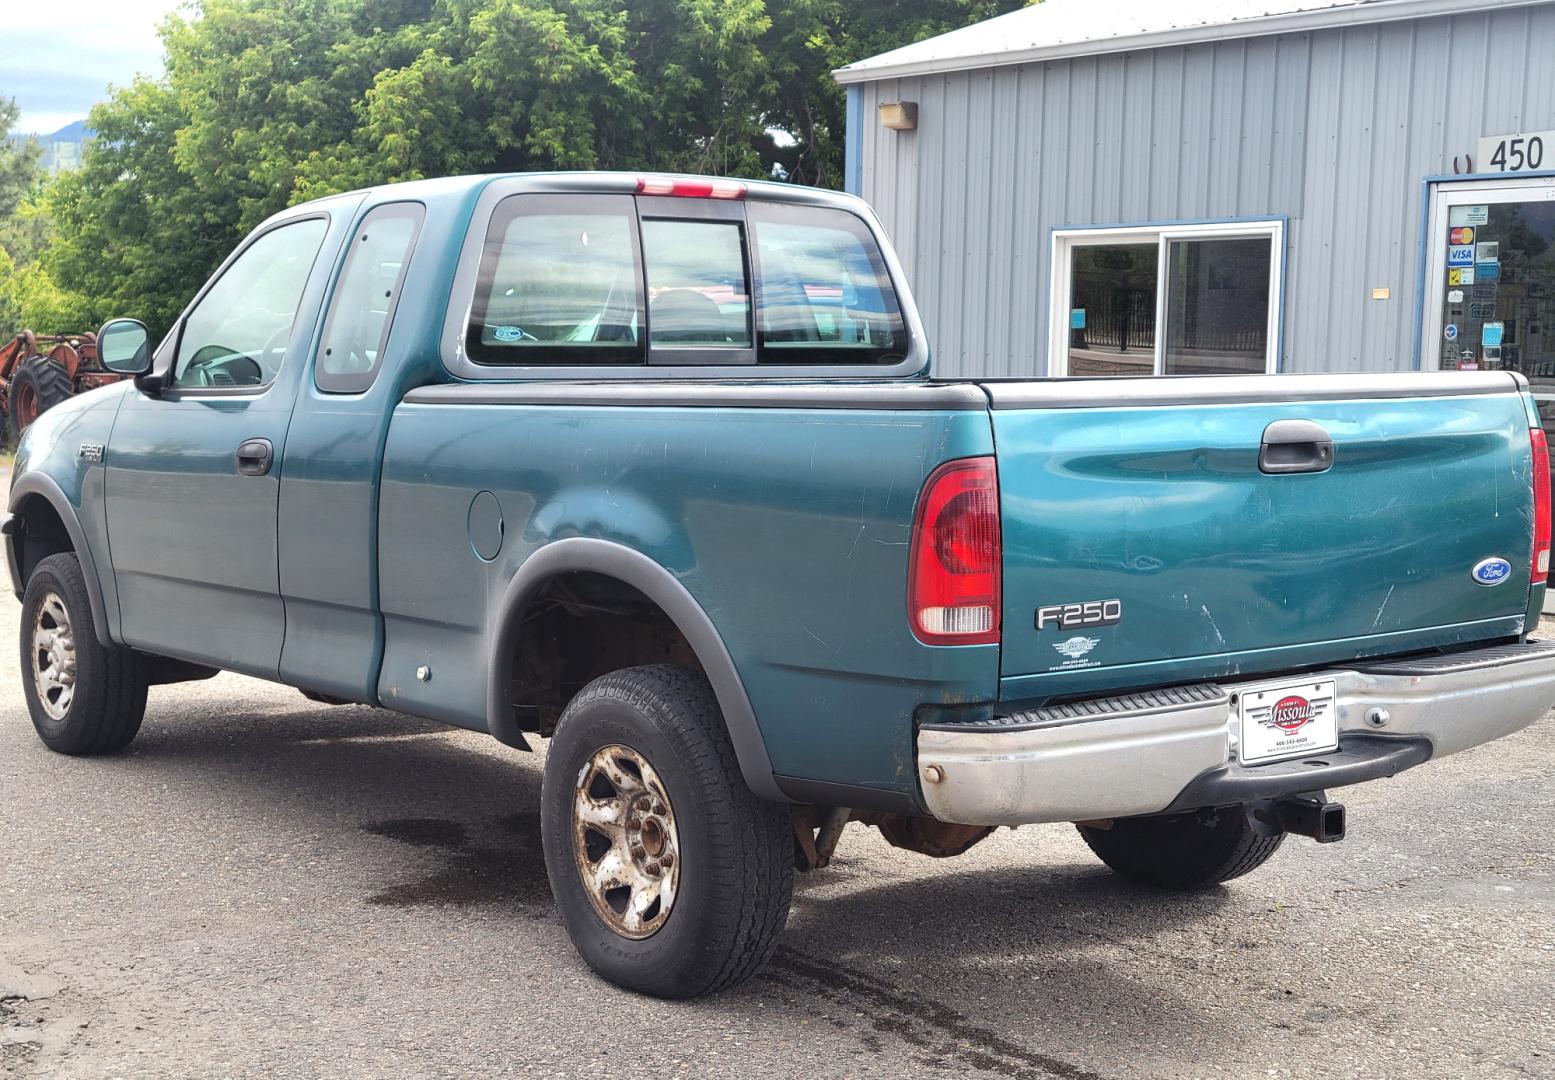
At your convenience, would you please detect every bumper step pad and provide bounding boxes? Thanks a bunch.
[922,682,1227,733]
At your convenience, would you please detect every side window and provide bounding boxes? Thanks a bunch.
[468,194,644,365]
[641,219,752,352]
[317,203,425,393]
[747,202,909,365]
[173,217,329,388]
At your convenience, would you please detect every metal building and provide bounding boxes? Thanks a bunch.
[835,0,1555,388]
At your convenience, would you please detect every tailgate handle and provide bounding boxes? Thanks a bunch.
[1259,419,1333,474]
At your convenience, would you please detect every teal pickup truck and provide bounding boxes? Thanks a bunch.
[8,172,1555,998]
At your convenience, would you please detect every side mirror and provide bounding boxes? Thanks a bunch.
[97,319,152,376]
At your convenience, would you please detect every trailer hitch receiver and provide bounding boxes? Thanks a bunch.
[1247,793,1346,843]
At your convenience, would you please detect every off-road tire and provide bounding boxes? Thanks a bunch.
[20,553,148,755]
[1077,805,1284,890]
[6,356,73,443]
[541,664,794,998]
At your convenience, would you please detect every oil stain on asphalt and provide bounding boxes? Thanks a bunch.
[360,813,551,908]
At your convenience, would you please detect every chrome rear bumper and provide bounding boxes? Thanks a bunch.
[917,641,1555,826]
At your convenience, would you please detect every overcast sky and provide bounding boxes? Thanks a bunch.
[6,0,183,135]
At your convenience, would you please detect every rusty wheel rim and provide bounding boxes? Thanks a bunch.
[14,380,38,428]
[571,743,681,939]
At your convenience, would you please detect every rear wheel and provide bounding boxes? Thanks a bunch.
[1077,805,1284,890]
[540,664,794,998]
[6,355,73,443]
[20,553,148,755]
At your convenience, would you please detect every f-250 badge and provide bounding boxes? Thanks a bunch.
[1036,598,1122,631]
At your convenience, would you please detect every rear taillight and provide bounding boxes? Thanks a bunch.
[635,175,747,199]
[1532,427,1550,584]
[908,456,1001,645]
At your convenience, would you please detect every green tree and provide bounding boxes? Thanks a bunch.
[0,97,41,222]
[757,0,1029,187]
[45,0,1027,333]
[0,96,71,334]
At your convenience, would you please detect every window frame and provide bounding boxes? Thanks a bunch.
[637,195,757,366]
[439,176,927,381]
[315,201,426,394]
[1048,219,1285,378]
[745,198,912,367]
[465,192,648,368]
[165,212,334,398]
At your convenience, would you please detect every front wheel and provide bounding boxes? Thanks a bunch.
[1077,805,1284,890]
[540,664,794,998]
[20,553,148,755]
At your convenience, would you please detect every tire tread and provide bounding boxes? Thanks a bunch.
[21,553,147,755]
[1078,806,1284,890]
[544,664,793,997]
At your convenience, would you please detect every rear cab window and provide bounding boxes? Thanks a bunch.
[463,187,911,372]
[748,202,908,366]
[468,194,645,366]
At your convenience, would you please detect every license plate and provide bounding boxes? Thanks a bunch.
[1237,678,1339,765]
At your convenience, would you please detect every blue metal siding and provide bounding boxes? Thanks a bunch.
[854,4,1555,377]
[844,84,863,196]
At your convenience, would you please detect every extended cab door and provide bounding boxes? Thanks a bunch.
[105,204,355,676]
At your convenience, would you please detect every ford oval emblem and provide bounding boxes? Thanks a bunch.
[1471,556,1513,586]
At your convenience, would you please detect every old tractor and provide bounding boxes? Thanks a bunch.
[0,330,130,446]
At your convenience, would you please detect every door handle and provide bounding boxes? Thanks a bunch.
[1259,419,1333,474]
[236,437,274,477]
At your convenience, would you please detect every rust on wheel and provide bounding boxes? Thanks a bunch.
[14,379,38,428]
[572,743,681,939]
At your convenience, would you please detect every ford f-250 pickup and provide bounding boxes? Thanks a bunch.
[8,172,1555,998]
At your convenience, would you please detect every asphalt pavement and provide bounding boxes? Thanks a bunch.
[1,581,1553,1079]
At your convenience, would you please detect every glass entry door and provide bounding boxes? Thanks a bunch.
[1423,178,1555,403]
[1066,242,1156,376]
[1051,221,1282,377]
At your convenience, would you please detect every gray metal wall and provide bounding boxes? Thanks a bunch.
[855,4,1555,376]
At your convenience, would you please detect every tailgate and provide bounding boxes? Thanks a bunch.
[986,374,1539,695]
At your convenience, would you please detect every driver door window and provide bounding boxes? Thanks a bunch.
[174,217,329,388]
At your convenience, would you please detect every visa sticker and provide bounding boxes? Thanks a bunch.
[1448,244,1474,266]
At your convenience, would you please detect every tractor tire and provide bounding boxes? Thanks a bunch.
[6,355,74,444]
